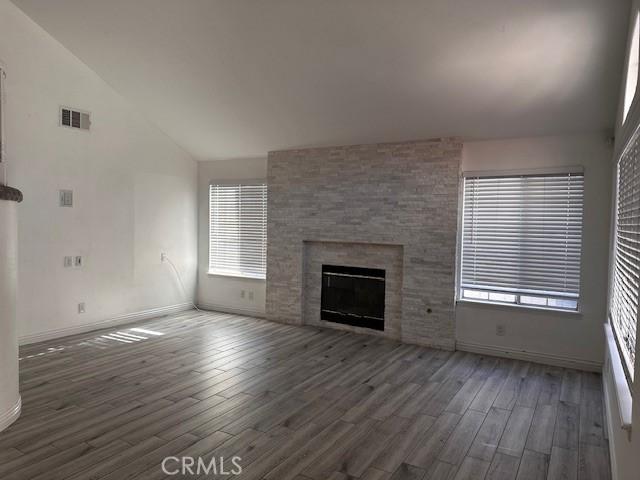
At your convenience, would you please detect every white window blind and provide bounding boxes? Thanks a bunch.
[611,135,640,382]
[209,183,267,279]
[460,172,584,311]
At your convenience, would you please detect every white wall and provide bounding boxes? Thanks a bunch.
[0,0,198,342]
[197,158,267,316]
[456,133,613,370]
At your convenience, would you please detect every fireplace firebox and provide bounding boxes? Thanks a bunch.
[320,264,385,331]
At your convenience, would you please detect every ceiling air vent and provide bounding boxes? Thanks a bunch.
[60,107,90,131]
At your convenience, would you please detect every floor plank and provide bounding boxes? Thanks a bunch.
[553,402,579,451]
[577,444,610,480]
[467,407,510,462]
[497,406,535,457]
[438,409,485,465]
[547,446,577,480]
[515,450,548,480]
[453,456,490,480]
[389,463,426,480]
[524,404,557,455]
[486,452,521,480]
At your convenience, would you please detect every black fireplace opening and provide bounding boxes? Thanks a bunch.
[320,264,385,331]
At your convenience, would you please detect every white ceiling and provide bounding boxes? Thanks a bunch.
[12,0,630,160]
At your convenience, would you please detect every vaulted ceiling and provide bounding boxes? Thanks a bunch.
[12,0,630,160]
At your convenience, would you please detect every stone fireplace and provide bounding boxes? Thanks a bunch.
[266,138,462,349]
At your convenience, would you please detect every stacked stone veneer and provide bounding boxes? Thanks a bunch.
[266,138,462,349]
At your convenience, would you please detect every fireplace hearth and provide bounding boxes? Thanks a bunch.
[320,264,385,331]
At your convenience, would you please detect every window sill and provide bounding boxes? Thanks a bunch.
[604,323,633,431]
[456,299,582,316]
[207,271,266,281]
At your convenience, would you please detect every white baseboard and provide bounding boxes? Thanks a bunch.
[456,340,602,372]
[0,396,21,432]
[197,302,265,318]
[19,302,194,345]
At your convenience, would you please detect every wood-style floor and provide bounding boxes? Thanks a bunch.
[0,309,610,480]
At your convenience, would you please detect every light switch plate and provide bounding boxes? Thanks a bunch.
[59,190,73,207]
[74,256,82,267]
[64,256,73,268]
[78,302,85,314]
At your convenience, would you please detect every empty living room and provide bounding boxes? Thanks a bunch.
[0,0,639,479]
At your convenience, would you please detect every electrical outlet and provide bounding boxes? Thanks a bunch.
[496,325,506,336]
[240,290,246,299]
[248,291,254,301]
[74,256,82,267]
[78,302,85,314]
[64,256,73,268]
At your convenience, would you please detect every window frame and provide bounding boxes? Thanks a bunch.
[458,288,581,313]
[208,181,268,280]
[457,168,585,313]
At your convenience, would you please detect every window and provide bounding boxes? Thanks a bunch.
[611,133,640,382]
[460,172,584,311]
[623,12,640,123]
[209,183,267,279]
